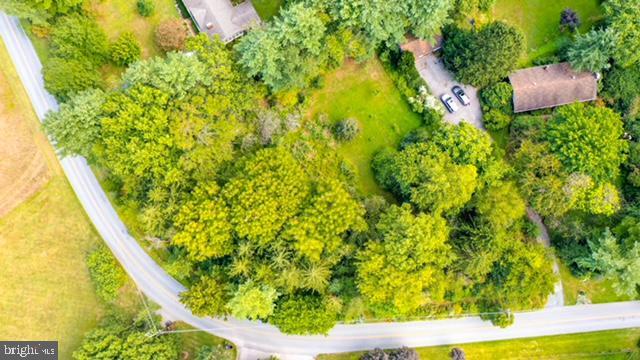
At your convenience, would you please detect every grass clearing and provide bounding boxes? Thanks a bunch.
[87,0,181,86]
[559,263,631,305]
[0,38,105,358]
[318,328,640,360]
[492,0,603,66]
[251,0,285,20]
[307,60,422,196]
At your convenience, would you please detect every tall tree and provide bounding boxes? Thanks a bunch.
[567,29,616,73]
[442,22,524,87]
[227,282,279,320]
[357,204,453,316]
[545,103,627,182]
[44,88,105,157]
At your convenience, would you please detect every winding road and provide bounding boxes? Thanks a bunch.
[2,13,640,360]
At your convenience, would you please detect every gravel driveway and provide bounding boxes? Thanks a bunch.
[416,54,484,129]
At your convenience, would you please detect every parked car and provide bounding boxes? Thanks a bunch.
[441,94,459,113]
[452,85,471,106]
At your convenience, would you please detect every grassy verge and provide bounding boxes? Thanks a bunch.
[0,38,105,358]
[177,323,237,358]
[307,59,422,196]
[559,263,631,305]
[251,0,285,20]
[492,0,603,66]
[318,328,640,360]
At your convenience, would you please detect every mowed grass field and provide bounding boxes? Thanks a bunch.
[318,328,640,360]
[308,60,422,196]
[492,0,603,65]
[0,40,104,358]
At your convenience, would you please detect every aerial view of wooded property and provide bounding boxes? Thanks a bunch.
[0,0,639,359]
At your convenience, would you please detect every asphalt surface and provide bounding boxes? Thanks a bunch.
[2,13,640,360]
[416,54,484,129]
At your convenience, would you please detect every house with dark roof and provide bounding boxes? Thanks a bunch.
[182,0,260,43]
[509,63,599,113]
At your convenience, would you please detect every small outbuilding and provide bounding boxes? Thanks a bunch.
[509,62,599,113]
[182,0,260,43]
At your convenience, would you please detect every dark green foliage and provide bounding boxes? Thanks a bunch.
[86,245,126,302]
[334,118,360,141]
[73,310,180,360]
[603,65,640,114]
[0,0,82,24]
[50,14,109,66]
[137,0,155,17]
[180,275,231,317]
[442,22,524,87]
[379,48,429,110]
[270,294,338,335]
[42,57,103,101]
[43,14,109,100]
[110,32,142,66]
[545,103,627,183]
[44,88,105,157]
[480,82,513,130]
[388,347,420,360]
[560,8,581,32]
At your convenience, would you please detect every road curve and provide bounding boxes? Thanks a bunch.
[2,13,640,359]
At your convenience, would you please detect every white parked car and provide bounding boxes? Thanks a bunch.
[441,94,459,113]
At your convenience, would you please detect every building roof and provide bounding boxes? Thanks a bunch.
[182,0,260,43]
[509,62,598,113]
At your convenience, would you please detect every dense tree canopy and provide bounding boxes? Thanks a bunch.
[357,204,452,316]
[442,22,524,87]
[0,0,82,23]
[545,103,627,183]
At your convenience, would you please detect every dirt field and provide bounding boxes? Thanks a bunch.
[0,40,53,217]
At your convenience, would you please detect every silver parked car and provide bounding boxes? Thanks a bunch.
[452,85,471,106]
[441,94,459,113]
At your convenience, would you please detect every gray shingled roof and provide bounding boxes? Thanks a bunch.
[182,0,260,43]
[509,63,598,113]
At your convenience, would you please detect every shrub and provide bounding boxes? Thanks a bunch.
[334,118,360,141]
[110,32,141,66]
[442,22,524,87]
[560,8,580,32]
[155,19,188,52]
[480,82,514,130]
[137,0,155,17]
[50,14,109,66]
[484,109,512,130]
[603,65,640,114]
[86,245,126,302]
[43,57,103,101]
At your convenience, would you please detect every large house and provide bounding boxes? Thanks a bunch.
[182,0,260,43]
[509,63,599,113]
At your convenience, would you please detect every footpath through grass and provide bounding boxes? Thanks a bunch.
[492,0,603,65]
[308,59,422,196]
[318,328,640,360]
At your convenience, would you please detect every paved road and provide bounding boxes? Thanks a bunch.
[416,54,484,129]
[3,13,640,360]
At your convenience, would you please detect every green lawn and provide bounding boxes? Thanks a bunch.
[492,0,603,66]
[251,0,285,20]
[318,328,640,360]
[88,0,181,86]
[307,60,423,196]
[559,263,631,305]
